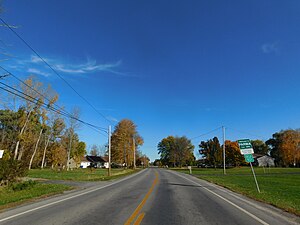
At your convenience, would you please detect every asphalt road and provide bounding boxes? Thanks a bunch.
[0,168,299,225]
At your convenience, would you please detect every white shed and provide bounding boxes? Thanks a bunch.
[257,155,275,167]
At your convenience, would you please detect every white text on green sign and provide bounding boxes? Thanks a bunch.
[237,139,254,155]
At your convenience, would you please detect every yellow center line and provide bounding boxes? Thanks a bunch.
[124,171,159,225]
[133,212,146,225]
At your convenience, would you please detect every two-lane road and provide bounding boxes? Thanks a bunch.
[0,168,299,225]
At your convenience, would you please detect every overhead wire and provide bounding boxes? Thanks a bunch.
[0,17,113,124]
[0,65,108,132]
[191,126,222,140]
[0,82,108,135]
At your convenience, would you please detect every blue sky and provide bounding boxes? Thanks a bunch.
[1,0,300,161]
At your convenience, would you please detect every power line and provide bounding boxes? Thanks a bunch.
[0,65,73,118]
[0,83,107,135]
[0,65,108,132]
[226,127,266,140]
[0,17,113,124]
[191,126,222,140]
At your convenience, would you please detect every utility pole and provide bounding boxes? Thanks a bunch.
[222,126,226,175]
[108,125,111,176]
[133,137,136,169]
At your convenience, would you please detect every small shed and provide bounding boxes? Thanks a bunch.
[257,155,275,167]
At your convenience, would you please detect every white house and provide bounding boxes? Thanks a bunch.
[80,157,91,168]
[80,156,109,168]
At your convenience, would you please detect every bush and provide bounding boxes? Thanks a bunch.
[10,180,37,191]
[0,159,28,186]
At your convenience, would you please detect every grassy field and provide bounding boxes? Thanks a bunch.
[173,167,300,216]
[28,168,139,181]
[0,182,72,210]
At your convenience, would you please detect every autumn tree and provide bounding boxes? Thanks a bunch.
[73,141,86,164]
[136,153,150,167]
[66,107,80,171]
[14,77,44,160]
[224,140,245,167]
[41,117,65,168]
[280,130,300,166]
[111,119,143,167]
[158,136,195,167]
[266,129,300,167]
[199,137,222,168]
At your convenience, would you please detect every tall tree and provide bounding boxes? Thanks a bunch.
[14,77,44,160]
[199,137,222,168]
[41,117,65,169]
[66,107,80,171]
[157,136,176,166]
[90,144,99,156]
[158,136,195,167]
[266,129,300,167]
[111,119,143,167]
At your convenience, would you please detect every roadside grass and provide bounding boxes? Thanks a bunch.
[173,167,300,216]
[28,168,140,181]
[0,168,141,210]
[0,182,72,211]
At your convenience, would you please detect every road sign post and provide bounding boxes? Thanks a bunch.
[249,162,260,193]
[188,166,192,174]
[237,139,261,193]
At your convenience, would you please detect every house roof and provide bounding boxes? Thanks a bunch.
[80,155,108,163]
[80,156,90,162]
[86,156,105,163]
[101,156,108,162]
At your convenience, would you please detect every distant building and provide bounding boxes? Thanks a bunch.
[80,156,109,168]
[80,157,91,169]
[256,155,275,167]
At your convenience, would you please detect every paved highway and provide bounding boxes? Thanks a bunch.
[0,168,299,225]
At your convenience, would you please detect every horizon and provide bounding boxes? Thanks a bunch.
[1,1,300,161]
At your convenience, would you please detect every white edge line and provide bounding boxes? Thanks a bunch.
[0,169,147,223]
[170,171,269,225]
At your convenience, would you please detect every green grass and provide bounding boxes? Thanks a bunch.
[0,168,140,210]
[173,167,300,216]
[28,168,139,181]
[0,182,72,210]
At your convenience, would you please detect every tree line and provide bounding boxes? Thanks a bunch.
[157,129,300,168]
[199,129,300,167]
[0,76,149,185]
[0,77,87,184]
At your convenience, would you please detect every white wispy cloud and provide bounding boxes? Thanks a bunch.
[8,54,127,77]
[27,68,50,77]
[30,55,45,63]
[261,42,279,54]
[52,59,122,74]
[105,116,119,123]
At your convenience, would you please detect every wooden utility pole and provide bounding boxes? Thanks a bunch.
[222,126,226,175]
[133,137,136,169]
[108,125,111,176]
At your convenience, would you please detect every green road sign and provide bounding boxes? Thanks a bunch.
[237,139,254,155]
[244,154,254,163]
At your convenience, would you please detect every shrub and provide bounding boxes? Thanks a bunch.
[10,180,37,191]
[0,159,28,186]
